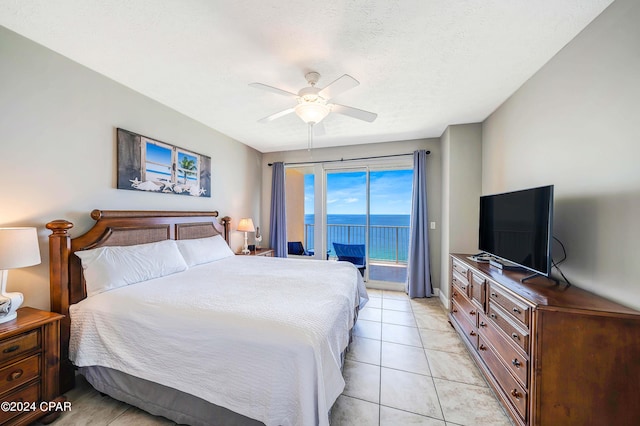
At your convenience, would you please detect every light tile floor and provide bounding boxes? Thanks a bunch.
[35,290,513,426]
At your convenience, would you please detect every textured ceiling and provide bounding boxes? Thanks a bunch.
[0,0,613,152]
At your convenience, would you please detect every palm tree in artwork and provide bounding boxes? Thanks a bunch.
[179,157,197,184]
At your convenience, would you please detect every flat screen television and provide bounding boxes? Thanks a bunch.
[479,185,554,277]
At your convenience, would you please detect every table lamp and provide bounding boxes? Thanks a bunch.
[0,227,41,323]
[237,218,255,255]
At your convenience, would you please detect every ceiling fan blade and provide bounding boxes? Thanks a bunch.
[318,74,359,100]
[331,104,378,123]
[249,83,298,98]
[258,107,295,123]
[313,121,326,136]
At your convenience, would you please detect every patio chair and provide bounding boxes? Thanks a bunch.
[287,241,311,256]
[332,243,366,276]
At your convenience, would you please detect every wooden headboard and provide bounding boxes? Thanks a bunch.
[46,209,231,393]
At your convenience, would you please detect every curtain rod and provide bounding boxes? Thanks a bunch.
[267,151,430,167]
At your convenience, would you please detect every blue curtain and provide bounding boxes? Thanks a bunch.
[406,150,433,298]
[269,162,288,257]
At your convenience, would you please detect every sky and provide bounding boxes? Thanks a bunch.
[305,169,413,215]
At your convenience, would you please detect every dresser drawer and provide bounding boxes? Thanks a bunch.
[0,381,41,424]
[451,288,478,327]
[478,335,528,422]
[488,284,530,327]
[452,258,469,280]
[470,272,485,309]
[479,312,528,387]
[451,299,478,349]
[488,303,530,354]
[452,270,470,296]
[0,330,40,364]
[0,354,40,395]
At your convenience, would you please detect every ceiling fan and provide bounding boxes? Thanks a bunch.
[250,72,377,148]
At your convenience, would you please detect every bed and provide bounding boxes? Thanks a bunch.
[46,210,367,426]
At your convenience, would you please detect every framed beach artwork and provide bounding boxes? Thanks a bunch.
[117,128,211,197]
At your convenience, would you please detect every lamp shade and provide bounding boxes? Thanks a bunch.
[0,227,41,270]
[237,218,255,233]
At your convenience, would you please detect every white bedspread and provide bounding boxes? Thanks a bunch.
[69,256,368,426]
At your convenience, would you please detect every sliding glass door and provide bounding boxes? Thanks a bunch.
[325,167,412,284]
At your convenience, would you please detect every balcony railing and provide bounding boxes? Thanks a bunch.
[304,223,409,264]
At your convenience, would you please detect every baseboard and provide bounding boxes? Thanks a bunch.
[365,282,441,297]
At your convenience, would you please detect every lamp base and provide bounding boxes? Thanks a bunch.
[241,248,250,255]
[0,292,23,324]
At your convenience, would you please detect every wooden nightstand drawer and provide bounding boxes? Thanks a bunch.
[0,330,39,364]
[0,355,40,394]
[0,381,41,424]
[0,354,40,395]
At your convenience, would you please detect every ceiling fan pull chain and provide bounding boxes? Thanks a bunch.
[308,123,313,151]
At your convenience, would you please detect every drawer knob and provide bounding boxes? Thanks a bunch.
[8,369,24,381]
[469,310,476,316]
[2,345,20,354]
[470,331,477,336]
[490,313,497,319]
[479,344,487,351]
[490,292,498,298]
[513,307,521,314]
[511,333,520,340]
[479,321,487,327]
[452,308,458,313]
[461,285,467,290]
[453,291,458,297]
[512,358,521,368]
[510,389,522,400]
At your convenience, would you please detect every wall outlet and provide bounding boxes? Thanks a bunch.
[430,222,436,229]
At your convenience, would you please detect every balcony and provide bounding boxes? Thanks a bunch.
[304,223,409,283]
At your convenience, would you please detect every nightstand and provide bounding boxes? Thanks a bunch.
[241,248,274,257]
[0,307,65,426]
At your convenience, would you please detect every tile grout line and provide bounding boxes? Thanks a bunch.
[412,294,448,424]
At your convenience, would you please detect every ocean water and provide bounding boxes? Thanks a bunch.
[304,214,410,262]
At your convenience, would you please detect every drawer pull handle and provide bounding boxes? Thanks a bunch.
[510,389,522,400]
[452,308,458,313]
[479,321,487,327]
[8,369,24,381]
[490,313,497,319]
[479,344,487,351]
[513,307,521,314]
[470,331,476,336]
[512,358,521,368]
[453,291,458,297]
[2,345,20,354]
[461,285,466,290]
[469,310,476,316]
[511,333,520,340]
[490,292,498,298]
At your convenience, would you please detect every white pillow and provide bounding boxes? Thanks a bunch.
[76,239,188,297]
[175,235,234,267]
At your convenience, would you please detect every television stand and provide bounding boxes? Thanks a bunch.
[489,258,526,272]
[521,272,562,286]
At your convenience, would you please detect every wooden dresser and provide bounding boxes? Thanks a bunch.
[449,254,640,426]
[0,307,65,426]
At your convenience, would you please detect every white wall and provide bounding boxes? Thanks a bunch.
[440,123,482,307]
[482,0,640,310]
[262,138,443,289]
[0,27,262,310]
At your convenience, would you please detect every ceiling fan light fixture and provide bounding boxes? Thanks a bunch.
[294,102,330,124]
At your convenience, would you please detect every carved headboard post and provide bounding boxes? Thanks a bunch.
[46,219,75,393]
[221,216,231,244]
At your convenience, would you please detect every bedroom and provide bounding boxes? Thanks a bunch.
[0,0,639,425]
